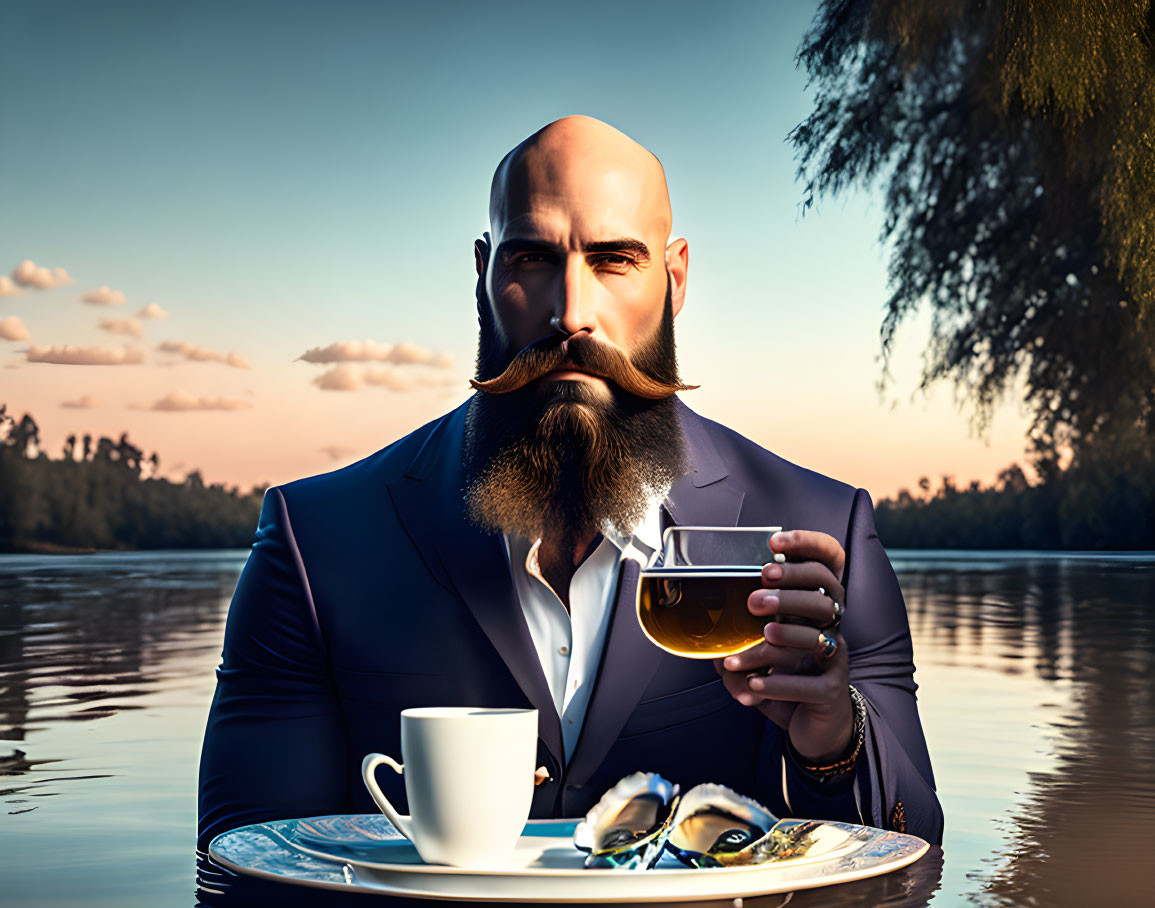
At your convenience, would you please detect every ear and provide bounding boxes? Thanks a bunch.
[474,231,491,277]
[474,231,492,308]
[665,237,688,318]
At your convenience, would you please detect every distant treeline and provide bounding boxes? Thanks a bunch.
[0,405,264,553]
[874,425,1154,549]
[2,403,1152,552]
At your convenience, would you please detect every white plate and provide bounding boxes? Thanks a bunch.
[210,815,930,902]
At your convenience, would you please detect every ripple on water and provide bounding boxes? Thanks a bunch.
[0,549,1152,907]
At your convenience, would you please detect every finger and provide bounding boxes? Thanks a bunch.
[744,670,842,705]
[718,662,760,706]
[749,588,834,625]
[721,641,808,675]
[769,530,845,583]
[748,588,778,616]
[761,560,845,606]
[763,621,828,651]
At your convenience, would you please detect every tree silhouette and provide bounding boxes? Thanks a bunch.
[3,400,1148,551]
[790,0,1155,465]
[0,404,265,552]
[875,422,1154,549]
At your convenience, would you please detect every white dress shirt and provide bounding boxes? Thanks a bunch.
[502,498,664,762]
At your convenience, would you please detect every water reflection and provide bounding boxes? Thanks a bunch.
[897,552,1155,907]
[0,553,240,812]
[0,551,1151,907]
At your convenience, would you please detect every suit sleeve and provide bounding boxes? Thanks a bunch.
[765,488,944,845]
[197,487,349,851]
[836,488,942,842]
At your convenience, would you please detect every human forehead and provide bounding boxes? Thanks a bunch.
[492,148,670,246]
[493,186,668,252]
[494,207,655,249]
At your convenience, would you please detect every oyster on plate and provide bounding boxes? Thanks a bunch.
[572,772,681,869]
[665,783,821,868]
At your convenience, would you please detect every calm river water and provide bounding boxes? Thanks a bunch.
[0,550,1152,907]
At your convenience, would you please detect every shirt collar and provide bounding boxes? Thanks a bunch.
[603,491,665,568]
[503,487,670,574]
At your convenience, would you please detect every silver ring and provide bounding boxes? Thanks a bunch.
[816,632,838,660]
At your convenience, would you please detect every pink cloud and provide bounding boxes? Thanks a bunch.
[61,395,96,409]
[313,363,460,393]
[98,317,144,337]
[313,364,360,391]
[413,370,459,388]
[27,343,144,365]
[134,390,253,412]
[12,259,75,289]
[297,339,452,367]
[0,276,23,297]
[80,285,128,306]
[390,341,453,368]
[0,316,29,342]
[299,339,393,363]
[363,364,412,390]
[137,302,169,319]
[157,340,251,369]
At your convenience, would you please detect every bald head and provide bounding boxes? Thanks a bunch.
[488,115,673,247]
[474,115,690,385]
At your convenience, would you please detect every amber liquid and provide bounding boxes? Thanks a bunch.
[636,570,768,658]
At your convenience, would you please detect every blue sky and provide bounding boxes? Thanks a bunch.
[0,0,1031,497]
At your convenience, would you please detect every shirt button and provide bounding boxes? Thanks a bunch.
[558,646,569,656]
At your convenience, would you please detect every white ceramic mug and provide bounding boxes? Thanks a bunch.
[362,706,538,868]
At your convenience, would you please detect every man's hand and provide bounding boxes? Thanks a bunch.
[713,530,854,763]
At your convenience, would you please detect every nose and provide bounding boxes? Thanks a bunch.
[551,254,597,337]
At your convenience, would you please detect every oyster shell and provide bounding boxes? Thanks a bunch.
[573,772,681,869]
[665,783,821,867]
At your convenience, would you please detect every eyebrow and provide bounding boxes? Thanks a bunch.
[495,237,651,263]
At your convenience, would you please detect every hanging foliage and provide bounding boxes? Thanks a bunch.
[790,0,1155,464]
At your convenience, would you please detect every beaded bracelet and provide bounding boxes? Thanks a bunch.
[794,684,867,778]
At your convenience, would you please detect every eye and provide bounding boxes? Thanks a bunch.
[593,254,634,269]
[514,252,555,267]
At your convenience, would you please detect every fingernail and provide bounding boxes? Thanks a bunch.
[725,656,739,670]
[747,677,763,691]
[764,563,782,579]
[760,592,779,612]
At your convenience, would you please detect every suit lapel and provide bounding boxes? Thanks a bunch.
[565,401,745,786]
[386,401,564,765]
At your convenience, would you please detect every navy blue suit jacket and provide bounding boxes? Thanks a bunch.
[197,398,944,851]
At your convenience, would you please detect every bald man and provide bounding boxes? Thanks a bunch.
[197,116,944,860]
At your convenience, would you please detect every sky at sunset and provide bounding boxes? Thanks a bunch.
[0,0,1035,504]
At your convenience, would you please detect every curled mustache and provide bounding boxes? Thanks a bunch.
[469,331,698,399]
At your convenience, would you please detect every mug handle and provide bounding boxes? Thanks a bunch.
[361,753,413,841]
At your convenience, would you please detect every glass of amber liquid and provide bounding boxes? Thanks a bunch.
[637,526,782,659]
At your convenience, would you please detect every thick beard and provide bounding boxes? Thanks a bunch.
[464,282,688,545]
